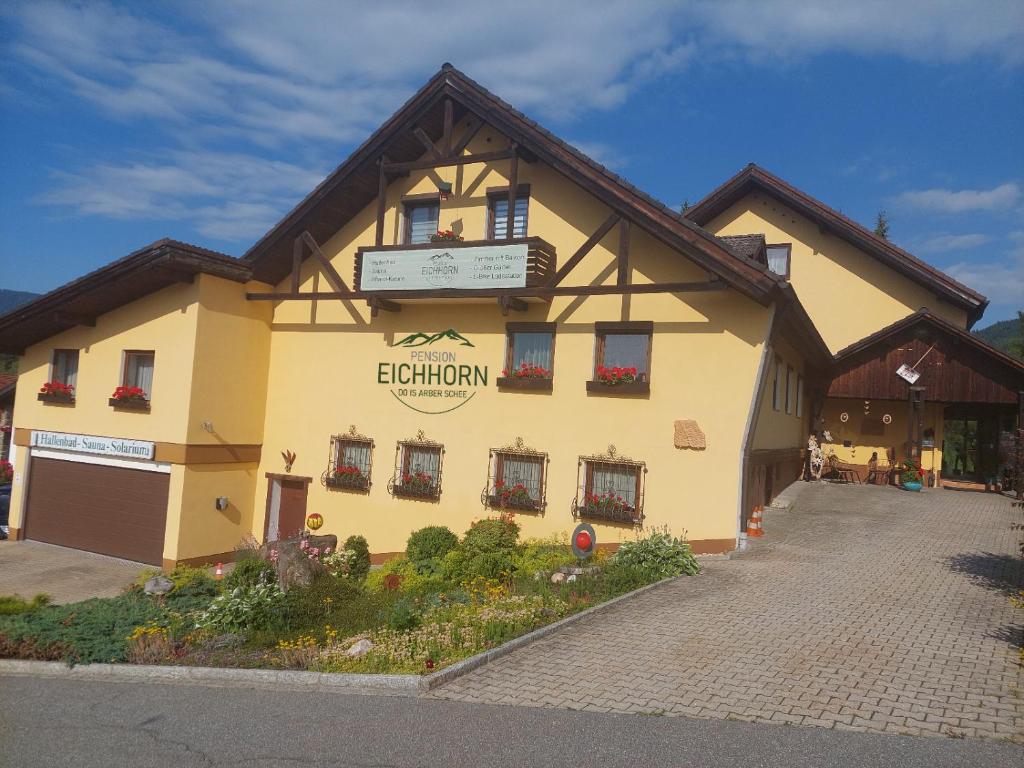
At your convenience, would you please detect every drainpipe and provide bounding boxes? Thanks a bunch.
[737,302,779,550]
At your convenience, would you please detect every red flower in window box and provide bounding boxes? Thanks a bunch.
[595,366,638,386]
[581,491,636,522]
[429,230,463,243]
[328,464,368,489]
[111,386,147,403]
[395,470,438,498]
[493,479,535,509]
[503,362,552,380]
[40,381,74,397]
[0,460,12,484]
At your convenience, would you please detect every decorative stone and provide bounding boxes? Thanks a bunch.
[558,565,602,578]
[550,572,566,584]
[208,633,244,650]
[143,575,173,595]
[261,534,338,592]
[566,574,578,583]
[346,638,373,658]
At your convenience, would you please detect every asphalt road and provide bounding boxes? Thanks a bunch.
[1,676,1020,768]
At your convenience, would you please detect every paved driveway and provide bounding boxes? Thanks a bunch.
[432,483,1024,742]
[0,540,147,604]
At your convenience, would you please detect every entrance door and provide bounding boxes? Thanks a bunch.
[942,418,979,480]
[264,477,308,542]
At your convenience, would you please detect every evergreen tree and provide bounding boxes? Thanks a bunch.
[874,210,890,240]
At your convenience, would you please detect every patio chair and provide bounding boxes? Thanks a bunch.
[865,450,894,485]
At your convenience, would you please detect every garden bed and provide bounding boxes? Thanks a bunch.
[0,521,700,676]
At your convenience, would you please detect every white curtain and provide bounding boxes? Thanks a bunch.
[337,441,371,473]
[406,445,440,481]
[497,456,542,499]
[590,463,637,506]
[54,350,78,387]
[127,353,154,397]
[511,332,552,370]
[603,334,649,375]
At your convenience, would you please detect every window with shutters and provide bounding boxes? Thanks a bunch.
[324,429,373,492]
[487,189,529,239]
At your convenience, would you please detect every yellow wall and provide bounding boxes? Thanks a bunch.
[174,462,263,561]
[705,192,968,352]
[254,123,772,553]
[751,334,807,451]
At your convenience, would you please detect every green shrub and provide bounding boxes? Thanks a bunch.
[444,518,520,583]
[598,562,655,596]
[513,535,578,577]
[0,594,51,616]
[406,526,459,571]
[613,527,700,580]
[386,596,421,631]
[196,582,285,633]
[282,574,362,626]
[366,556,449,596]
[226,558,277,591]
[344,535,371,581]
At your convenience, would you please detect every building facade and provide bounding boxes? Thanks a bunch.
[0,66,1019,567]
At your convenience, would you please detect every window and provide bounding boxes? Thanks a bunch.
[766,244,791,278]
[51,349,78,388]
[404,200,440,244]
[122,351,155,399]
[326,432,373,491]
[488,441,548,512]
[392,433,444,499]
[487,190,529,239]
[576,451,646,524]
[772,357,782,411]
[590,321,653,391]
[785,365,794,414]
[500,322,555,386]
[796,375,804,418]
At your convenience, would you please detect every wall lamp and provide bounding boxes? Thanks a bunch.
[436,180,453,201]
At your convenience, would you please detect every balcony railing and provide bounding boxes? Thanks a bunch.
[354,237,556,295]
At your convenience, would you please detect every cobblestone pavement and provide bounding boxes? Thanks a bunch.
[431,484,1024,742]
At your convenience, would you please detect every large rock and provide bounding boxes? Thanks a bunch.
[346,638,373,658]
[261,534,338,592]
[144,575,173,595]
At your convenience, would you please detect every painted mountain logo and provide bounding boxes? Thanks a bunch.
[424,251,457,287]
[393,329,475,348]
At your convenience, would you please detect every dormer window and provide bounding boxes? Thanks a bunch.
[766,244,791,278]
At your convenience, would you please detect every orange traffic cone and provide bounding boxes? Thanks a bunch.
[214,562,224,580]
[746,506,764,538]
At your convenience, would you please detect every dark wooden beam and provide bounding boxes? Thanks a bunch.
[299,231,351,294]
[450,116,482,157]
[499,296,528,315]
[617,218,631,286]
[368,297,401,317]
[375,157,387,247]
[412,127,441,161]
[550,213,620,286]
[505,150,519,241]
[442,98,453,157]
[383,148,515,175]
[51,311,95,328]
[290,237,302,294]
[248,279,724,302]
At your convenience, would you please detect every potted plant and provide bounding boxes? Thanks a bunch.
[109,385,149,410]
[497,362,554,390]
[395,470,438,498]
[493,480,536,510]
[595,366,639,385]
[0,459,12,485]
[429,230,463,243]
[507,362,551,380]
[38,381,74,403]
[899,460,925,491]
[328,464,369,490]
[580,490,636,523]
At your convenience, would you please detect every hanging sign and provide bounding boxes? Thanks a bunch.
[896,364,921,384]
[361,244,528,291]
[30,430,155,460]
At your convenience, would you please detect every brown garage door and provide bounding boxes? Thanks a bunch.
[24,457,169,565]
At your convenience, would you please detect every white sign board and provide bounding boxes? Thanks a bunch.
[896,364,921,384]
[361,243,529,291]
[30,431,155,460]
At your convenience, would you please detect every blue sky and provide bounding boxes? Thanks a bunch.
[1,1,1022,322]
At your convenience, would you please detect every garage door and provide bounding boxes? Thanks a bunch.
[24,457,169,565]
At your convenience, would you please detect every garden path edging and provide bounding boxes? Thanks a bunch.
[0,573,686,695]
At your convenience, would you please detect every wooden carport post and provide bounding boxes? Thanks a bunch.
[907,386,925,463]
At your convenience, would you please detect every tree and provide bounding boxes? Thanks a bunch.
[874,210,890,240]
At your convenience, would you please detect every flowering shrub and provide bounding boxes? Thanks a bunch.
[429,229,463,242]
[582,491,635,521]
[899,460,925,485]
[396,470,436,496]
[39,381,74,398]
[297,538,333,563]
[0,460,12,484]
[322,549,357,578]
[196,582,285,632]
[330,464,367,488]
[111,385,147,402]
[503,362,552,379]
[493,480,535,509]
[595,365,639,385]
[125,623,173,664]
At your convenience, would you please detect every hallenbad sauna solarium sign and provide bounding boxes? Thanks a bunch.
[377,330,489,414]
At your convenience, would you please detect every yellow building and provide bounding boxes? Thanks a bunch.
[1,66,1020,567]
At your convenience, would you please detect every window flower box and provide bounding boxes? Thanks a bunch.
[497,376,553,391]
[38,381,75,404]
[110,386,150,411]
[585,380,649,394]
[392,471,440,499]
[429,230,463,243]
[576,491,640,524]
[325,465,370,492]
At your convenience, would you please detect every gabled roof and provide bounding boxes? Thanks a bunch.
[835,308,1024,373]
[0,239,251,354]
[243,65,779,304]
[719,234,767,264]
[684,164,989,327]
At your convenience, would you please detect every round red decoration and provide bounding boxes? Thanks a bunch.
[575,530,592,551]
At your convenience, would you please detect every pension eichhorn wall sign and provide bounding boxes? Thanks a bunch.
[361,243,528,291]
[377,330,489,414]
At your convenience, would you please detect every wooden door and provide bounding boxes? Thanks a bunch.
[277,479,308,540]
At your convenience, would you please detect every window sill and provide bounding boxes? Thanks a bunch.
[109,398,150,412]
[585,380,650,395]
[485,495,545,513]
[391,484,440,500]
[497,377,553,391]
[574,504,643,526]
[37,393,75,405]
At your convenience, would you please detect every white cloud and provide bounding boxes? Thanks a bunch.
[943,234,1024,311]
[917,233,991,254]
[891,182,1021,213]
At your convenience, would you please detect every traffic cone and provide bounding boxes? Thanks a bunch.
[214,562,224,580]
[746,506,764,538]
